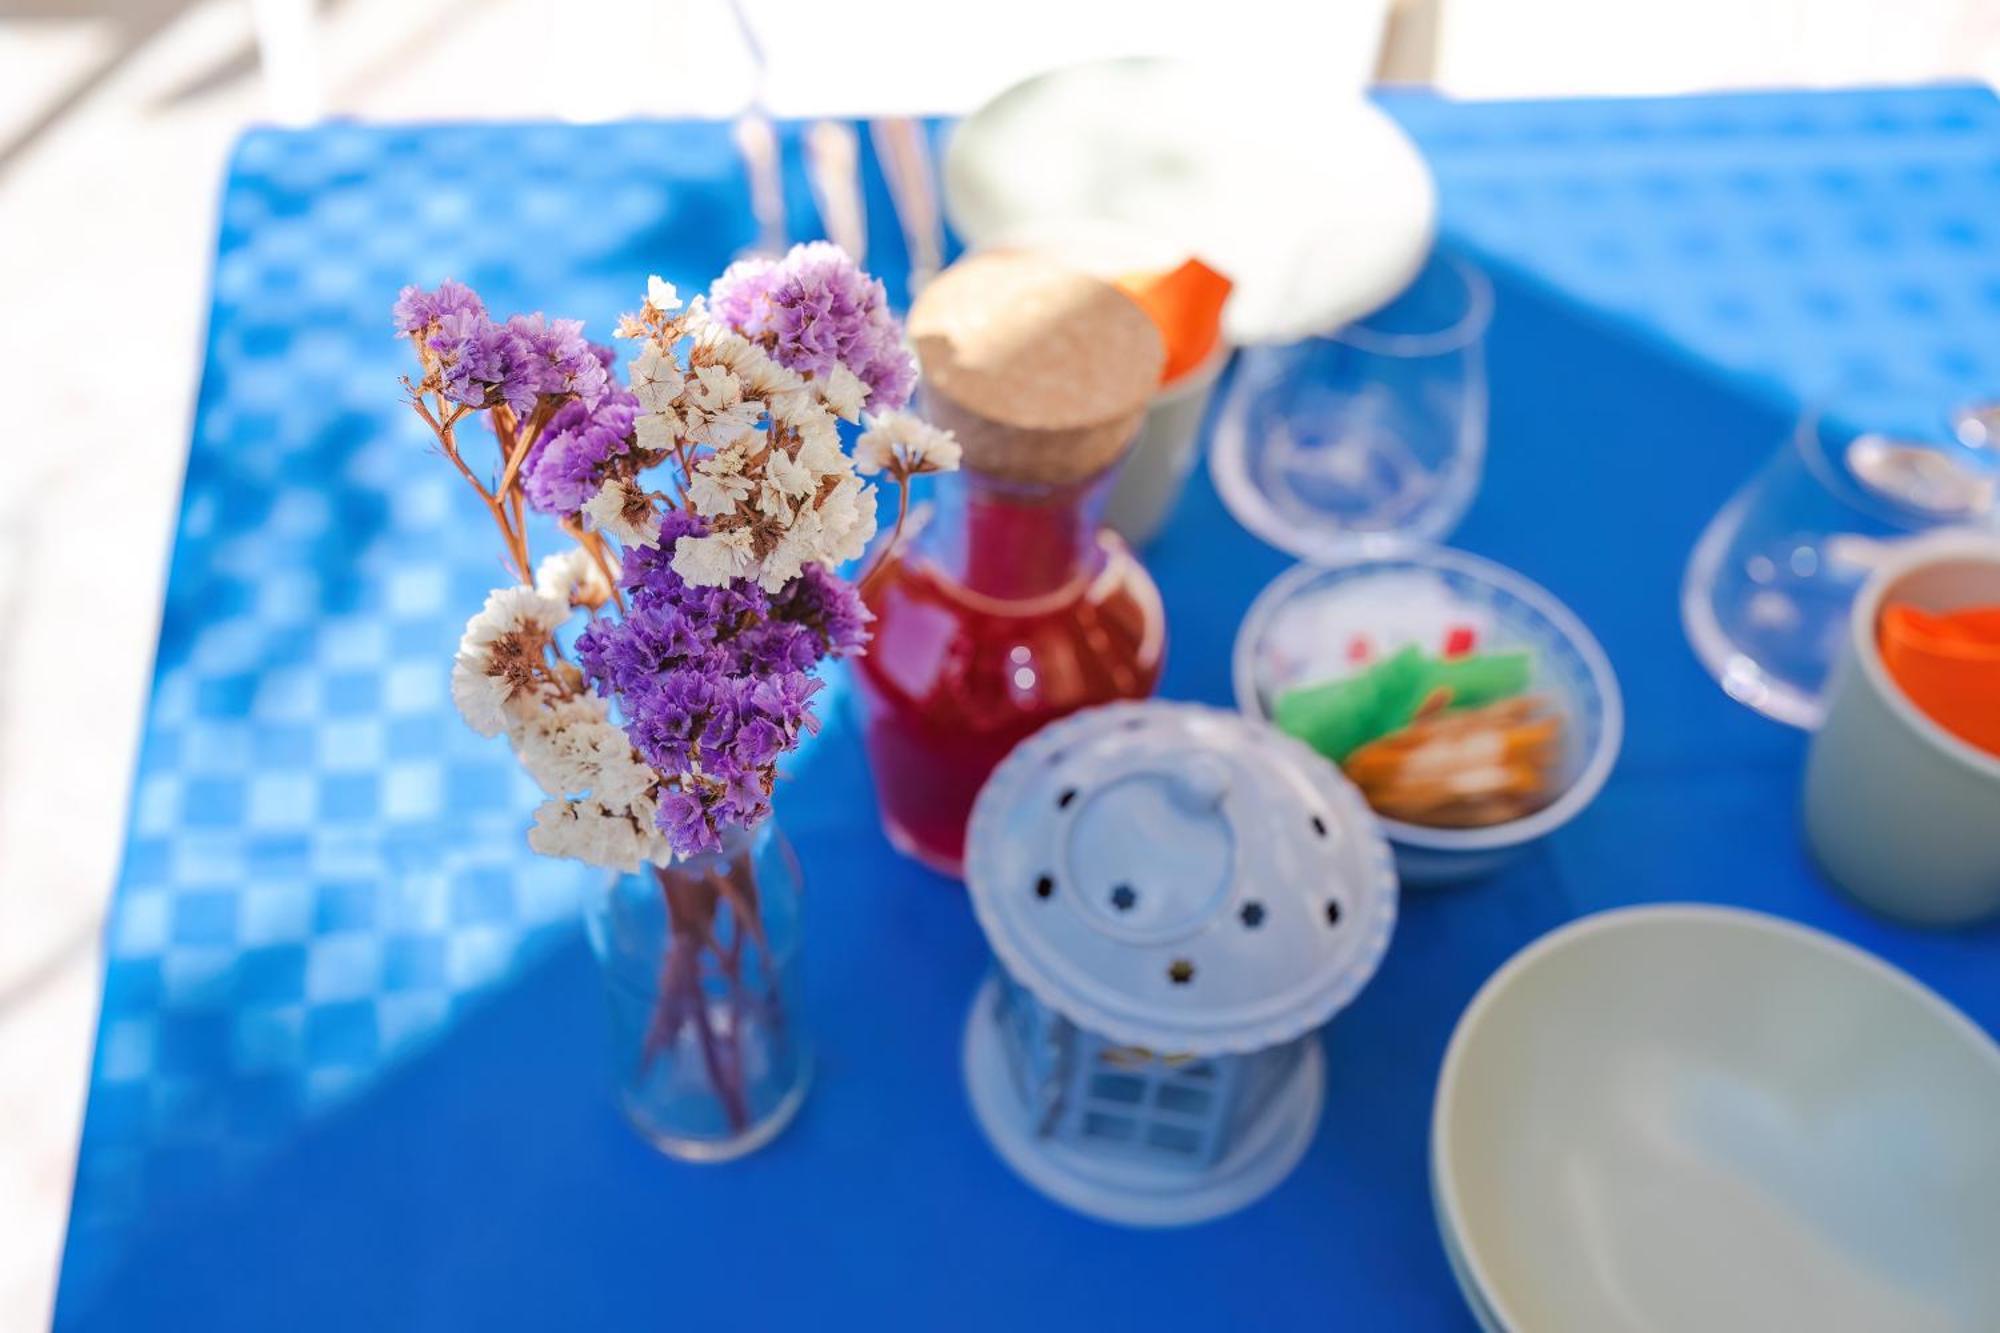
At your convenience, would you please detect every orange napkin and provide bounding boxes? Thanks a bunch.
[1879,602,2000,757]
[1116,258,1232,385]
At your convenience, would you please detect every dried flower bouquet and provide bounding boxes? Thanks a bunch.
[394,244,959,1133]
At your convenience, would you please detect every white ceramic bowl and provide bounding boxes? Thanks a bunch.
[1434,906,2000,1333]
[1233,549,1622,885]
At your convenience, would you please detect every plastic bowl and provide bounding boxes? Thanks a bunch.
[1433,906,2000,1331]
[1232,548,1621,884]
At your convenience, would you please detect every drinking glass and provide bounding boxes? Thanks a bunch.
[1208,251,1492,560]
[1681,400,1997,728]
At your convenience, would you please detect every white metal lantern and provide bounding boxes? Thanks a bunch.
[962,701,1399,1226]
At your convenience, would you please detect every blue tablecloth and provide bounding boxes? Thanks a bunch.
[56,87,2000,1330]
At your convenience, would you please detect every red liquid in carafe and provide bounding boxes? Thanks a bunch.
[855,498,1164,877]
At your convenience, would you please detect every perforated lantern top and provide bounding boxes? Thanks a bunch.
[964,702,1399,1056]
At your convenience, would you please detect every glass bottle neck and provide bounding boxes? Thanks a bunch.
[918,470,1111,603]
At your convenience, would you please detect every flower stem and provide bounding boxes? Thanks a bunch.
[495,399,556,498]
[566,521,628,614]
[856,477,912,596]
[650,863,753,1134]
[413,396,533,583]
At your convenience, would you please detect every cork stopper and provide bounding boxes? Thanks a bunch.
[909,251,1166,487]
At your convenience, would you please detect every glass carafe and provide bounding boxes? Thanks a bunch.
[856,468,1165,877]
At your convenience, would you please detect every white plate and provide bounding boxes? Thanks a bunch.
[1434,906,2000,1332]
[943,57,1437,345]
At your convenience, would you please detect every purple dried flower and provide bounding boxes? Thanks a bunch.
[708,242,916,411]
[657,788,721,856]
[772,562,872,658]
[395,285,615,416]
[425,311,517,411]
[731,715,785,769]
[393,279,485,335]
[715,766,771,828]
[706,261,776,337]
[520,384,640,516]
[575,512,868,856]
[506,315,613,408]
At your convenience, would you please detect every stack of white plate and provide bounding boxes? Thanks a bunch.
[1432,906,2000,1332]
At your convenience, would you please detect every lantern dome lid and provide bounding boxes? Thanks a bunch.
[964,701,1399,1056]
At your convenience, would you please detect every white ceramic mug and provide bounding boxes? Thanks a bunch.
[1103,343,1230,548]
[1804,529,2000,926]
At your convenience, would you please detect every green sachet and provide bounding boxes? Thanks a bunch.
[1272,646,1533,762]
[1425,650,1533,712]
[1273,645,1427,762]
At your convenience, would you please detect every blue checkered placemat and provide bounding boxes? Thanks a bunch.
[57,88,2000,1327]
[62,118,829,1297]
[1385,84,2000,432]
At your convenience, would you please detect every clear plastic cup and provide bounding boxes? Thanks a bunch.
[1682,399,1997,729]
[1209,252,1492,561]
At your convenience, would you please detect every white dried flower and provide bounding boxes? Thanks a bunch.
[633,407,680,453]
[687,443,756,518]
[528,798,661,873]
[742,357,807,403]
[451,660,512,738]
[690,320,750,362]
[645,276,682,314]
[534,547,614,611]
[628,346,686,415]
[756,481,797,525]
[670,527,759,588]
[812,470,878,567]
[816,363,868,422]
[450,587,570,737]
[764,447,816,501]
[700,326,804,401]
[460,586,569,651]
[769,389,843,467]
[510,692,636,798]
[681,364,762,448]
[593,748,659,813]
[583,477,662,549]
[756,512,814,592]
[855,411,962,478]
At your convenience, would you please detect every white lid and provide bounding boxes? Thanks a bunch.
[964,702,1399,1055]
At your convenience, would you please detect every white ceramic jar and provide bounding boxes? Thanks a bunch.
[1102,341,1230,547]
[1804,529,2000,926]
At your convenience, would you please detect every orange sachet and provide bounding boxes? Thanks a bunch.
[1115,257,1233,385]
[1878,602,2000,757]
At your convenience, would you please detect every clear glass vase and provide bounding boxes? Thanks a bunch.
[583,819,809,1162]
